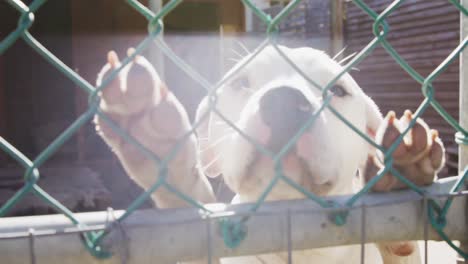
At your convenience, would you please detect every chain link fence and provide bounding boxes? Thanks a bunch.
[0,0,467,262]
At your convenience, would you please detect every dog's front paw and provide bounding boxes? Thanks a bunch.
[365,110,445,192]
[97,48,166,116]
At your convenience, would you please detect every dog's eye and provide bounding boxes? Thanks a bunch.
[231,76,250,90]
[329,85,349,97]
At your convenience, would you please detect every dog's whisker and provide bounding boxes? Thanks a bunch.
[228,58,241,63]
[199,132,234,153]
[351,67,360,72]
[236,40,251,56]
[338,52,357,65]
[332,46,348,60]
[231,48,245,60]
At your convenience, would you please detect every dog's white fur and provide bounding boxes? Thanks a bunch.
[197,46,382,199]
[195,45,426,264]
[96,46,447,264]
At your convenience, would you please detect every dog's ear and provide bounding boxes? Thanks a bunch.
[195,96,222,178]
[127,47,137,58]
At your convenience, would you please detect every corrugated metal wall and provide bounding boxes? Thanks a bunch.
[344,0,461,174]
[251,1,332,51]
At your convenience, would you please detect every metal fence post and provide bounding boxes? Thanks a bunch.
[149,0,165,77]
[330,0,344,58]
[459,1,468,263]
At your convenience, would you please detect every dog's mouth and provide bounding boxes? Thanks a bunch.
[296,155,335,196]
[240,148,335,197]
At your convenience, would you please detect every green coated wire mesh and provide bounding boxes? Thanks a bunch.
[0,0,467,260]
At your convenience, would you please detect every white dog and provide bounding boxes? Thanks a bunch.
[95,45,445,263]
[195,45,445,264]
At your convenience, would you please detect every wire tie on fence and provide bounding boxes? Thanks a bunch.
[106,207,129,264]
[326,200,347,226]
[331,211,347,226]
[18,11,34,31]
[219,218,247,249]
[428,200,447,228]
[148,18,163,36]
[28,228,37,264]
[455,131,468,145]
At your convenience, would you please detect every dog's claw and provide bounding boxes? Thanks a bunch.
[400,111,429,156]
[429,131,445,171]
[127,47,136,57]
[367,110,445,192]
[107,50,119,67]
[388,110,396,123]
[376,111,407,160]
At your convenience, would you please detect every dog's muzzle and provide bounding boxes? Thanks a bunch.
[259,85,316,154]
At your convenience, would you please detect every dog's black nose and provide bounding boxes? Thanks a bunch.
[259,86,314,153]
